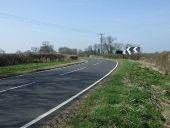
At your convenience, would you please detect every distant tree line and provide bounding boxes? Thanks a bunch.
[24,41,56,54]
[0,41,79,66]
[58,47,78,55]
[0,36,139,56]
[22,41,79,55]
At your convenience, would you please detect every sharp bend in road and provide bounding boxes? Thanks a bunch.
[0,58,118,128]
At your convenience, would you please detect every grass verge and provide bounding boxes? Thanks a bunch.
[0,60,81,77]
[61,60,170,128]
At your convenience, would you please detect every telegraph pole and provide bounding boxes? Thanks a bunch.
[98,33,105,55]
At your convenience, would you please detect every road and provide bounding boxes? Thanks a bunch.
[0,58,118,128]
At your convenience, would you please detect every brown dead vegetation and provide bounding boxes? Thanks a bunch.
[140,52,170,75]
[0,53,78,66]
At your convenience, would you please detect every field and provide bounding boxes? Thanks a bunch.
[50,60,170,128]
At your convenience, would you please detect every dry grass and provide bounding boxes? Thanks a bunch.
[140,52,170,74]
[102,52,170,74]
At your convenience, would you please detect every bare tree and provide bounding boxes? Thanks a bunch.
[16,50,22,54]
[107,36,117,54]
[87,45,93,54]
[58,47,78,55]
[31,47,39,53]
[113,43,124,51]
[39,41,55,53]
[93,43,98,55]
[102,36,117,54]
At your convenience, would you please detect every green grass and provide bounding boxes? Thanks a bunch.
[0,60,78,76]
[65,60,170,128]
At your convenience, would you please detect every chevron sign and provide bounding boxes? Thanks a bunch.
[123,47,140,55]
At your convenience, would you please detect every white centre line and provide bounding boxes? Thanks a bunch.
[0,82,36,93]
[60,67,87,76]
[0,60,88,81]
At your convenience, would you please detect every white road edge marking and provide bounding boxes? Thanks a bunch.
[60,67,87,76]
[0,82,36,93]
[20,61,118,128]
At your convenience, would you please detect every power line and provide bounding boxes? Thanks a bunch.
[0,12,97,35]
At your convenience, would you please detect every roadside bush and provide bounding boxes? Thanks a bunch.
[0,53,68,66]
[68,55,78,61]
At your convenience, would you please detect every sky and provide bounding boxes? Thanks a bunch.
[0,0,170,53]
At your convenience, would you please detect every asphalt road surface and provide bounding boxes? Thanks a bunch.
[0,58,118,128]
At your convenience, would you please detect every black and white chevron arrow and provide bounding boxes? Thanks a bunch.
[123,47,140,55]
